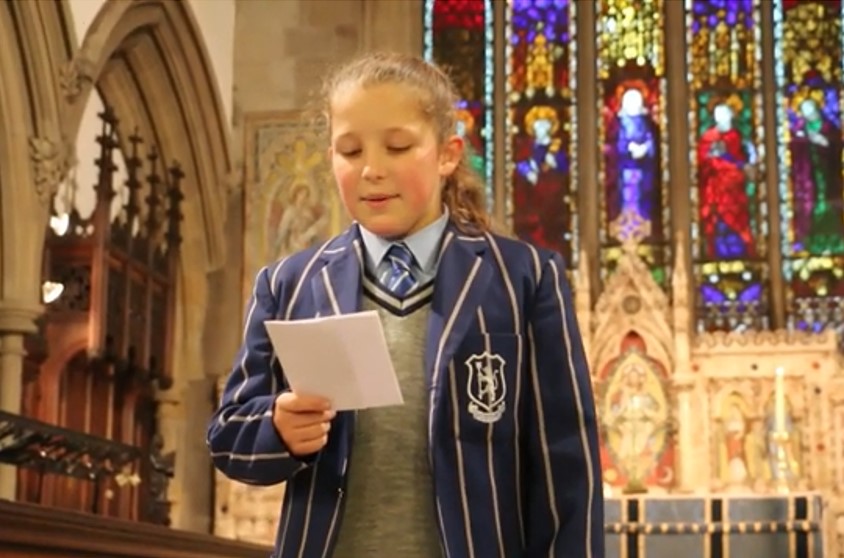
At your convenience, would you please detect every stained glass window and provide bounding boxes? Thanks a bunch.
[423,0,494,208]
[506,0,578,266]
[423,1,843,343]
[773,0,844,338]
[596,0,670,285]
[686,0,770,332]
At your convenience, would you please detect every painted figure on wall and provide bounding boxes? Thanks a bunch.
[716,393,757,489]
[273,182,329,257]
[608,363,662,464]
[789,86,844,255]
[600,344,672,492]
[264,137,330,259]
[512,105,570,256]
[606,83,658,223]
[723,402,749,483]
[697,96,758,259]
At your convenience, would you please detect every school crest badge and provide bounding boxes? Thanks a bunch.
[465,352,506,423]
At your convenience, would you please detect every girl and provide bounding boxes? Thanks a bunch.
[207,52,604,558]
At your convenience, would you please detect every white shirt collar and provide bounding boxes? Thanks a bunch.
[358,207,449,274]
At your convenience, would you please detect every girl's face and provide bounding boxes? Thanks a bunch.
[329,82,462,239]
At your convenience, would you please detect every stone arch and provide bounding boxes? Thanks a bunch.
[58,0,237,395]
[0,0,74,326]
[60,0,233,273]
[0,0,234,520]
[56,0,236,529]
[0,0,235,519]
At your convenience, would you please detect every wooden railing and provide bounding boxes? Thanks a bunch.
[0,499,271,558]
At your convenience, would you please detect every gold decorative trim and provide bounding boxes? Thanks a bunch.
[693,328,837,350]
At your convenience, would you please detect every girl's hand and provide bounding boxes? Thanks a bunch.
[273,392,335,457]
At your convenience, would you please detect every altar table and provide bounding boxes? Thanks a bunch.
[604,493,823,558]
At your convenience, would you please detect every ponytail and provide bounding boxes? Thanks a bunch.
[442,154,490,235]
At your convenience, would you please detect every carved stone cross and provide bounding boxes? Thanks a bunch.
[610,208,652,253]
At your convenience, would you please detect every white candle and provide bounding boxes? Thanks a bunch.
[774,366,786,432]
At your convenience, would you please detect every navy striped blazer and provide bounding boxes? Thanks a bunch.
[207,222,604,558]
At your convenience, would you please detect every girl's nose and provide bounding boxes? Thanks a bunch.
[361,159,386,181]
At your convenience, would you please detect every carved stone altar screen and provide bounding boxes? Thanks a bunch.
[578,210,843,557]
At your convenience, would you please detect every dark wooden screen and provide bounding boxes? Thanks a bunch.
[16,105,182,524]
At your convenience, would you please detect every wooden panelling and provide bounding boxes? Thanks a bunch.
[0,500,271,558]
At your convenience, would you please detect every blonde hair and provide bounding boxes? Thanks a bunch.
[322,52,490,234]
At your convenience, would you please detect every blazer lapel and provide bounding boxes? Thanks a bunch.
[310,227,363,317]
[425,227,493,392]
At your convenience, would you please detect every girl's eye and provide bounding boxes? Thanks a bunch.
[387,145,411,153]
[339,149,361,157]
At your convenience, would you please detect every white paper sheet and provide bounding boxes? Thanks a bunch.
[264,311,404,411]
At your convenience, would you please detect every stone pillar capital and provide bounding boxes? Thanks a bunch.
[0,299,43,336]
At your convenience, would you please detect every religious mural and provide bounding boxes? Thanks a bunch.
[787,92,843,255]
[598,333,674,493]
[716,392,757,488]
[512,104,571,259]
[711,379,806,495]
[242,111,344,295]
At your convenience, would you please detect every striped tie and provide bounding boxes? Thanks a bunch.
[380,243,418,297]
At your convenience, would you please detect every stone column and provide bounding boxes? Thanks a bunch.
[0,301,42,500]
[574,0,601,299]
[672,374,698,492]
[362,0,423,54]
[174,377,217,533]
[155,381,216,533]
[154,392,184,526]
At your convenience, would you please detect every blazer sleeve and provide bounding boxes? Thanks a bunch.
[524,252,604,557]
[206,264,306,486]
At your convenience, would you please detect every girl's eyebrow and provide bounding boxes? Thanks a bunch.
[334,126,418,140]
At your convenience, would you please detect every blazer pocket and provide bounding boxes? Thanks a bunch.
[450,333,522,441]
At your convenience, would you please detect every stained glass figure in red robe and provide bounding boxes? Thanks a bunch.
[697,99,759,259]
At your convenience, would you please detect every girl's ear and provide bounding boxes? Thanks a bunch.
[439,134,464,176]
